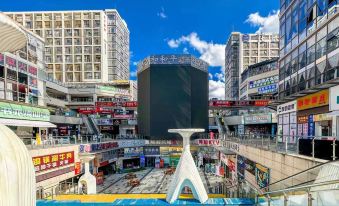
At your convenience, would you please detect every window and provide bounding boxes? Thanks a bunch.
[85,72,92,79]
[316,37,327,59]
[307,44,316,65]
[307,5,316,25]
[285,12,292,44]
[291,3,298,38]
[327,28,339,53]
[299,43,307,69]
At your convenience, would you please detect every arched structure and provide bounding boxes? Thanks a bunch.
[0,13,27,52]
[78,155,96,194]
[0,124,36,206]
[166,129,208,204]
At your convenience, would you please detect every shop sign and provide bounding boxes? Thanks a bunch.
[297,115,308,123]
[227,159,236,172]
[222,141,240,152]
[297,90,329,111]
[74,162,81,175]
[244,114,272,124]
[28,66,37,76]
[18,61,27,72]
[100,126,113,131]
[124,147,143,157]
[196,139,220,146]
[313,113,332,122]
[95,101,137,108]
[98,86,129,95]
[96,118,113,125]
[6,56,16,70]
[209,100,270,107]
[113,119,121,125]
[330,85,339,111]
[79,142,118,153]
[123,101,137,107]
[249,76,278,89]
[277,100,297,115]
[258,84,278,94]
[143,146,160,155]
[114,114,133,119]
[0,102,50,121]
[78,107,96,114]
[112,80,130,85]
[117,139,145,148]
[140,155,145,167]
[255,163,270,189]
[32,151,74,173]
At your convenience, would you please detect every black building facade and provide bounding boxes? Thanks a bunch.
[137,54,209,139]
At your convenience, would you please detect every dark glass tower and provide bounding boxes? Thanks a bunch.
[137,54,209,139]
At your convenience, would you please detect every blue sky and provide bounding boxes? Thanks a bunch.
[1,0,280,99]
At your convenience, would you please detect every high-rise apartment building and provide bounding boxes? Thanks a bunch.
[6,9,129,83]
[278,0,338,99]
[225,32,279,100]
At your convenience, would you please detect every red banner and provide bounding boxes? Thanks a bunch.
[209,100,270,107]
[228,159,235,172]
[74,162,81,175]
[95,101,138,107]
[78,107,96,114]
[32,151,75,173]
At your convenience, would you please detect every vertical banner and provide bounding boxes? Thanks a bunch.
[255,163,270,189]
[74,162,81,175]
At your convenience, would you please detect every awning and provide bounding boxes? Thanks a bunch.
[0,118,57,128]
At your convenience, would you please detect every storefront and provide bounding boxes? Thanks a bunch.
[329,85,339,137]
[277,100,297,142]
[143,146,160,167]
[244,114,276,135]
[297,89,330,138]
[159,146,198,167]
[0,101,56,143]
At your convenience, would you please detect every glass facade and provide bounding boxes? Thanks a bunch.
[279,0,339,99]
[225,33,240,100]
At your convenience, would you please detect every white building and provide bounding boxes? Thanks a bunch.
[6,9,130,83]
[225,32,279,100]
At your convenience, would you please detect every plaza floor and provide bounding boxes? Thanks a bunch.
[97,168,226,194]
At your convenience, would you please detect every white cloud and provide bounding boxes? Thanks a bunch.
[130,71,137,78]
[246,10,279,34]
[214,73,224,82]
[167,32,226,99]
[209,80,225,100]
[183,47,189,54]
[133,61,138,66]
[167,32,225,67]
[157,7,167,19]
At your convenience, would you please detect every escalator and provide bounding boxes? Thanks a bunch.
[215,115,229,136]
[88,116,101,136]
[81,115,101,136]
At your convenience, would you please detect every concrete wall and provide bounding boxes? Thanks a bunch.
[222,141,327,184]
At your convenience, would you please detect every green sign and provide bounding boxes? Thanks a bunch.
[169,155,180,167]
[99,86,118,92]
[0,102,50,121]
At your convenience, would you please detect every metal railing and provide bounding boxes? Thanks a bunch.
[223,133,338,161]
[257,179,339,206]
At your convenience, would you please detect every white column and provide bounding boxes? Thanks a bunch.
[166,129,208,204]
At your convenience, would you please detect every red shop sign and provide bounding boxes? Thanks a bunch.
[32,151,75,173]
[74,162,81,175]
[78,107,96,114]
[227,159,235,172]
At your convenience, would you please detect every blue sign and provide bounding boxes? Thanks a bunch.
[308,115,315,137]
[258,84,277,94]
[140,155,145,167]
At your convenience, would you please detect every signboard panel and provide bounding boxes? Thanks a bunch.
[297,90,329,110]
[330,85,339,111]
[277,100,297,115]
[255,163,270,189]
[32,151,74,173]
[244,114,272,124]
[0,102,50,121]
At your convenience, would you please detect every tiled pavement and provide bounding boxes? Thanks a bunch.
[99,168,225,194]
